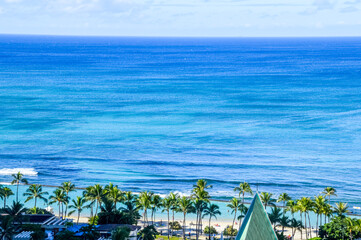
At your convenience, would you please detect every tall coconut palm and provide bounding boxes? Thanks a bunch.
[227,198,241,232]
[234,182,253,204]
[322,187,337,204]
[137,191,153,226]
[286,200,299,237]
[277,193,291,216]
[322,187,337,223]
[120,192,140,225]
[203,204,221,240]
[268,207,282,230]
[313,195,326,234]
[49,188,67,217]
[23,184,48,210]
[150,194,162,225]
[69,196,87,224]
[177,196,194,240]
[260,192,276,210]
[104,183,123,210]
[11,172,28,202]
[334,202,349,217]
[297,197,313,239]
[60,181,75,217]
[192,179,212,240]
[162,197,173,240]
[0,186,14,208]
[85,184,104,222]
[290,218,303,239]
[168,192,179,235]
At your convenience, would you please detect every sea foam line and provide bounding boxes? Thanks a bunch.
[0,168,38,176]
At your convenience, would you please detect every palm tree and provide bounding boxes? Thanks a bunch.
[203,203,221,240]
[68,196,87,224]
[120,191,140,225]
[177,196,194,240]
[104,183,123,210]
[168,192,179,235]
[23,184,48,210]
[3,201,27,224]
[260,192,276,210]
[322,187,337,205]
[49,188,67,217]
[11,171,28,202]
[150,194,162,225]
[0,216,16,240]
[111,226,130,240]
[277,193,291,216]
[227,198,241,232]
[268,207,282,230]
[313,195,326,234]
[297,197,313,239]
[0,186,14,208]
[290,218,303,239]
[334,202,349,217]
[234,182,252,225]
[137,191,153,226]
[279,215,291,233]
[192,179,212,240]
[162,197,173,240]
[85,184,104,222]
[234,182,253,204]
[60,181,75,217]
[138,225,159,240]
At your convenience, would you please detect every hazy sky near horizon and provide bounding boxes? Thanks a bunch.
[0,0,360,37]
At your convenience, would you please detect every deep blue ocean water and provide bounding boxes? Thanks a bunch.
[1,35,361,204]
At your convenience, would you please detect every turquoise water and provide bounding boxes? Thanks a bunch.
[1,35,361,205]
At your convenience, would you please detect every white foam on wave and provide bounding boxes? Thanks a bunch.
[0,168,38,176]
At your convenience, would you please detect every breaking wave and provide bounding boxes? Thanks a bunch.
[0,168,38,176]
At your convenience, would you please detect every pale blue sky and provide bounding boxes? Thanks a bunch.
[0,0,360,37]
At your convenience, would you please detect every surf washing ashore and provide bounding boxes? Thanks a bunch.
[1,172,360,240]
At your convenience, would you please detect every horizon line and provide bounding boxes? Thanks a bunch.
[1,33,361,39]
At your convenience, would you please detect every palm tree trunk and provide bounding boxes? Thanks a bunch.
[77,212,80,224]
[300,213,303,240]
[316,214,319,235]
[4,198,6,208]
[304,212,308,239]
[16,182,19,202]
[172,210,175,236]
[183,212,186,240]
[59,204,61,218]
[232,209,237,231]
[209,217,211,240]
[167,211,170,240]
[195,211,199,240]
[308,213,312,238]
[35,197,37,208]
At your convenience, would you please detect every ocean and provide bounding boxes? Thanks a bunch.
[1,35,361,204]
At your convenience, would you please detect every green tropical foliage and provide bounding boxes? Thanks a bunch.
[111,226,131,240]
[138,225,159,240]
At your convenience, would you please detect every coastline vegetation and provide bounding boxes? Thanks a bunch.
[0,172,360,240]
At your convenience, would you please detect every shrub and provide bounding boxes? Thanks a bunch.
[112,226,131,240]
[204,226,218,235]
[223,226,237,236]
[54,230,76,240]
[169,221,182,230]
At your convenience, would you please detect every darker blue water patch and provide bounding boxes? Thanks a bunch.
[1,35,361,202]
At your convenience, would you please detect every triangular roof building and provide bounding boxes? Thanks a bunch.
[235,193,278,240]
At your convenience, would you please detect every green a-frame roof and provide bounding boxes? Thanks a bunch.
[235,193,278,240]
